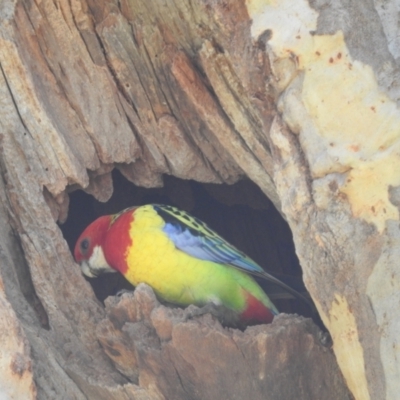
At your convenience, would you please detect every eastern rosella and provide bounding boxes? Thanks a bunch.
[74,204,307,326]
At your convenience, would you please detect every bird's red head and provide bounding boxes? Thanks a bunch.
[74,215,111,263]
[74,215,118,278]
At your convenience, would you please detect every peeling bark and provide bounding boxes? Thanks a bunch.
[96,284,350,400]
[0,0,396,398]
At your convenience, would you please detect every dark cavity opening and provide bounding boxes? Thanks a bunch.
[60,170,314,319]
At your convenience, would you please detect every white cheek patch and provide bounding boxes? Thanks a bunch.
[90,245,111,269]
[80,245,116,277]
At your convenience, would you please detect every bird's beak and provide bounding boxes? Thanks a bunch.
[80,261,98,278]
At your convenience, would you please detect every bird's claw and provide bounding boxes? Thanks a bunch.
[115,289,133,297]
[184,303,240,328]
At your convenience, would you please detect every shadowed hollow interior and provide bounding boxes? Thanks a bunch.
[60,170,313,318]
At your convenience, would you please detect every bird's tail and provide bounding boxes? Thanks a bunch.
[248,269,315,310]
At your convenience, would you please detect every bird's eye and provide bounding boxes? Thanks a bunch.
[80,238,90,253]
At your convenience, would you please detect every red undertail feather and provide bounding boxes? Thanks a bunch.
[240,292,275,325]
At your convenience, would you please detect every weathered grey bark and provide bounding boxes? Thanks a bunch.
[0,0,397,399]
[95,284,349,400]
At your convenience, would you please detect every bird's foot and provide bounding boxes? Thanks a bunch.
[318,330,332,347]
[185,303,220,320]
[185,303,240,328]
[115,289,133,297]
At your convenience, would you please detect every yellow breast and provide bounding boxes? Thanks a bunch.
[124,205,213,305]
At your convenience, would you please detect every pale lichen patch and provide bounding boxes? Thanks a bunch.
[315,295,371,400]
[247,0,400,233]
[249,0,318,59]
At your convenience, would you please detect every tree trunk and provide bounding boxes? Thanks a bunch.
[0,0,397,399]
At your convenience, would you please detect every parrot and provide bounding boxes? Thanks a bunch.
[74,204,310,326]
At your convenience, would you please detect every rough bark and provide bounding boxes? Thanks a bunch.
[0,0,397,399]
[96,284,350,400]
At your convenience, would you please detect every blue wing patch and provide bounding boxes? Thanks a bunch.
[153,204,314,308]
[155,204,265,274]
